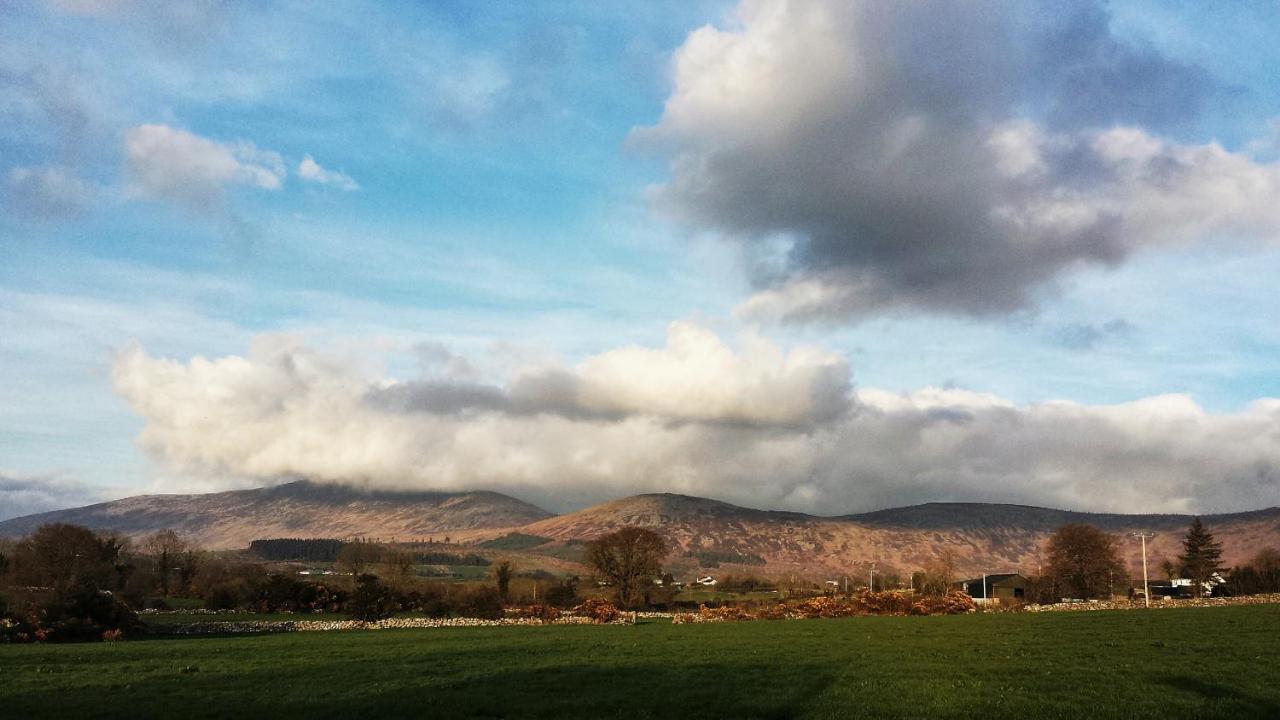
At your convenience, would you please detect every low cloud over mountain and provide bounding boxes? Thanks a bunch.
[110,323,1280,515]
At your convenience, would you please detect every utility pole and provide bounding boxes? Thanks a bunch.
[869,563,876,592]
[1129,531,1155,608]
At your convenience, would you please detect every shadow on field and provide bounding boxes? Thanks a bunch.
[308,663,841,719]
[1152,675,1280,718]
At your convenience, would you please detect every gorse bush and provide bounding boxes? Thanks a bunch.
[672,591,976,623]
[574,598,621,623]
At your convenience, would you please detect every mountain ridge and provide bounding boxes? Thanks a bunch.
[2,482,1277,576]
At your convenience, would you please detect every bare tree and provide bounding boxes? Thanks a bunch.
[335,542,382,577]
[584,528,668,608]
[1045,524,1125,599]
[380,549,416,590]
[142,529,189,597]
[919,548,957,596]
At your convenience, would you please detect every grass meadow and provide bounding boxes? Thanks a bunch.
[3,605,1278,719]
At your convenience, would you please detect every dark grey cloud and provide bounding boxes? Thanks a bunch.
[637,0,1280,323]
[0,475,112,522]
[1031,4,1216,133]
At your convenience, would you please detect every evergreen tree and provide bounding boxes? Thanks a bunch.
[1179,517,1224,596]
[494,560,513,601]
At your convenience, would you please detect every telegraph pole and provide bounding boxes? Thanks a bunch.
[869,563,876,592]
[1129,531,1155,608]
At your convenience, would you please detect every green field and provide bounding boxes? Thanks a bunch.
[3,605,1279,719]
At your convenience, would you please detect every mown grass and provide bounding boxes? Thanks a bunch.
[3,605,1278,719]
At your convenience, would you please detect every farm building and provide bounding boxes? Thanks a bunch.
[958,573,1027,601]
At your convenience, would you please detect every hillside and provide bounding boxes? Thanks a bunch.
[3,483,1278,578]
[509,494,1280,578]
[0,481,553,550]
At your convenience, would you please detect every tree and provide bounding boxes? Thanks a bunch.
[1179,517,1225,596]
[1220,547,1280,597]
[142,529,188,597]
[919,548,957,597]
[1045,524,1125,599]
[584,528,668,608]
[380,549,416,590]
[494,560,513,601]
[347,574,395,621]
[11,523,127,595]
[335,542,382,577]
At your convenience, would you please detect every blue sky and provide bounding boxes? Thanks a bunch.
[3,1,1280,517]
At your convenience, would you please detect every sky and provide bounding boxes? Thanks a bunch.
[3,0,1280,520]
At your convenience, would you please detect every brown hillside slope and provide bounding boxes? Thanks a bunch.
[0,481,553,550]
[510,494,1280,578]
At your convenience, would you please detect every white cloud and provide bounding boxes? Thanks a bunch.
[123,123,285,209]
[297,155,358,191]
[637,0,1280,322]
[110,324,1280,515]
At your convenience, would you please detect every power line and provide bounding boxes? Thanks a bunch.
[1129,531,1156,608]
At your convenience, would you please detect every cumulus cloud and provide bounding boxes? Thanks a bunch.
[4,165,93,220]
[636,0,1280,322]
[124,124,285,209]
[0,474,113,521]
[111,325,1280,514]
[297,155,358,191]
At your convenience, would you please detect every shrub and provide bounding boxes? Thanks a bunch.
[910,590,977,616]
[574,598,621,623]
[755,603,791,620]
[718,574,775,592]
[855,590,914,616]
[512,603,561,622]
[347,574,396,621]
[792,595,857,618]
[27,584,143,643]
[543,577,581,608]
[205,581,246,611]
[463,586,505,620]
[698,604,755,622]
[400,587,454,617]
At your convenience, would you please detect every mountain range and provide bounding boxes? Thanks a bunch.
[2,481,1277,578]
